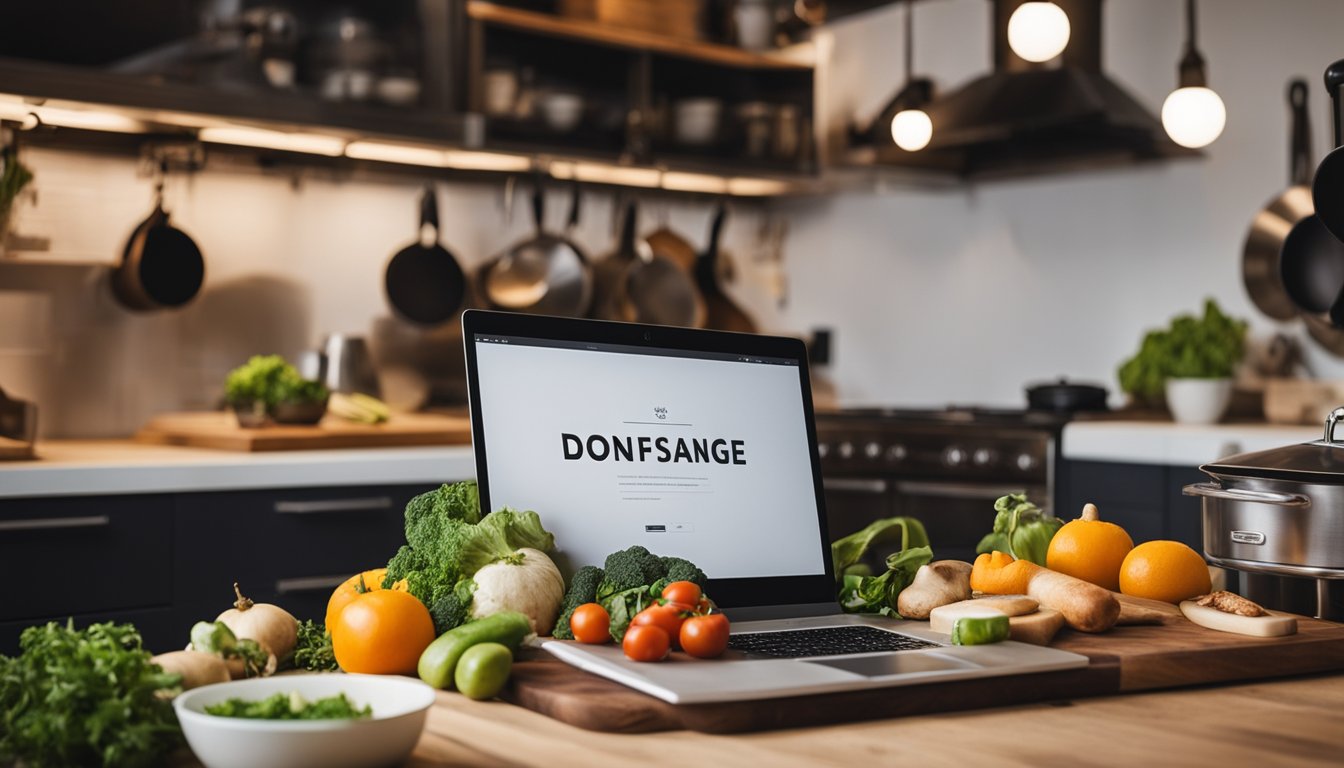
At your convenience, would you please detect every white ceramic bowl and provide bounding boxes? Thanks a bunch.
[539,92,584,132]
[1165,377,1233,424]
[174,674,436,768]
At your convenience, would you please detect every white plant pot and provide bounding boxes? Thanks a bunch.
[1165,377,1233,424]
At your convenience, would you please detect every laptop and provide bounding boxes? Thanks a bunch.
[462,309,1087,704]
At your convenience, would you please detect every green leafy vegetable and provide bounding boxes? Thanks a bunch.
[831,517,933,617]
[0,139,34,223]
[205,691,371,720]
[0,621,183,768]
[551,565,604,640]
[975,493,1063,566]
[381,481,555,635]
[294,620,338,672]
[1118,298,1247,402]
[223,355,328,407]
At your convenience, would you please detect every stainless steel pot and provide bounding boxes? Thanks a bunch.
[1184,406,1344,619]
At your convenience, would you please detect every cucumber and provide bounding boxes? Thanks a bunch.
[418,611,533,689]
[950,614,1010,646]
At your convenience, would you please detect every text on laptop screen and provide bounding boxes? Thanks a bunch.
[472,333,826,580]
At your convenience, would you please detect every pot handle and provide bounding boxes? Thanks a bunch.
[1182,482,1311,508]
[1324,406,1344,443]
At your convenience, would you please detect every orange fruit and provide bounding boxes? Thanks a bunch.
[324,567,408,629]
[1119,540,1212,603]
[330,588,435,674]
[1046,503,1134,591]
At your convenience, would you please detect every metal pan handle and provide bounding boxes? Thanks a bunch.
[1182,482,1311,508]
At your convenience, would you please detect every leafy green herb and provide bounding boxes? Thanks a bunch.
[223,355,328,407]
[294,620,339,672]
[1118,298,1247,402]
[831,518,933,617]
[205,691,371,720]
[0,139,34,223]
[0,621,183,768]
[975,493,1063,566]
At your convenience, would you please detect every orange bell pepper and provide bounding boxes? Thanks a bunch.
[970,551,1041,595]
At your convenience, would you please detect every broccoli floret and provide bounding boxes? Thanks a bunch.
[552,565,605,640]
[597,546,666,601]
[659,556,708,589]
[404,483,480,553]
[428,579,476,636]
[382,545,422,588]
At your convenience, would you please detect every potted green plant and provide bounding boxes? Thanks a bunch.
[223,355,329,427]
[0,128,35,252]
[1117,299,1247,423]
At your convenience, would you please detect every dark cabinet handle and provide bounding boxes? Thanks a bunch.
[275,575,351,594]
[0,515,110,532]
[273,497,394,515]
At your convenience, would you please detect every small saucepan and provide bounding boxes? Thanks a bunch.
[111,169,205,311]
[1025,379,1109,413]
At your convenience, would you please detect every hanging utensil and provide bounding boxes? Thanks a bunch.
[1312,59,1344,243]
[643,199,697,273]
[1243,80,1315,321]
[622,201,704,327]
[111,161,205,311]
[383,184,466,327]
[481,177,591,316]
[694,203,757,333]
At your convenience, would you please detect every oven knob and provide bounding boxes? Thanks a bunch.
[817,442,829,459]
[943,446,967,468]
[973,447,998,467]
[886,444,908,462]
[1016,452,1039,472]
[838,441,855,460]
[864,441,882,459]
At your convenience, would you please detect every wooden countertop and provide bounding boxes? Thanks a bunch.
[406,672,1344,766]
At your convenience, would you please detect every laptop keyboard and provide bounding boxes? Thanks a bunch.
[727,625,941,659]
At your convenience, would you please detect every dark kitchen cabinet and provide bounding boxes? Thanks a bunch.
[1055,460,1207,551]
[0,482,438,656]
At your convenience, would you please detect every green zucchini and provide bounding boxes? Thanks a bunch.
[950,614,1010,646]
[417,611,532,689]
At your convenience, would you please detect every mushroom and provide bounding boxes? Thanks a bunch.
[896,560,974,619]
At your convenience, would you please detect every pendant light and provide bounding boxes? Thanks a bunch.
[888,0,933,152]
[1007,2,1071,63]
[1161,0,1225,149]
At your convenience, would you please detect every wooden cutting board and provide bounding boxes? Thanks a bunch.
[135,411,471,452]
[500,611,1344,734]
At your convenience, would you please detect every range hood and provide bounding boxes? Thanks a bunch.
[868,0,1196,178]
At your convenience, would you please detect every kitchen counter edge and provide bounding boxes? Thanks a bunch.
[0,441,477,498]
[1062,420,1321,467]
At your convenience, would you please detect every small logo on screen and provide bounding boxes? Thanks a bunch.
[654,407,667,420]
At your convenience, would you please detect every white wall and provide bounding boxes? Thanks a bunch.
[777,0,1344,407]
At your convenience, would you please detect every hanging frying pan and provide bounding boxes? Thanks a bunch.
[590,200,704,327]
[111,166,205,311]
[694,203,757,333]
[1311,59,1344,243]
[1243,80,1314,321]
[589,197,639,321]
[384,184,466,326]
[481,178,591,316]
[644,201,698,273]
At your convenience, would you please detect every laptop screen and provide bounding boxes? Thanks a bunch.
[463,311,835,609]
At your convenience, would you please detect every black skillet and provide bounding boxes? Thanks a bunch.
[111,169,205,311]
[1312,59,1344,245]
[384,184,466,326]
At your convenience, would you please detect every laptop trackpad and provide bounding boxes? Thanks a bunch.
[805,652,976,678]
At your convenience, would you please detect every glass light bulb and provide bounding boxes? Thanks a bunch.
[891,109,933,152]
[1161,86,1227,148]
[1007,2,1071,63]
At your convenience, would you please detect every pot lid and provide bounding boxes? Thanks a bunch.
[1202,407,1344,482]
[1026,378,1107,395]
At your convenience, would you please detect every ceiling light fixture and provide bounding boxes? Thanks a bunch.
[1161,0,1225,149]
[1007,2,1071,63]
[887,0,934,152]
[198,125,346,156]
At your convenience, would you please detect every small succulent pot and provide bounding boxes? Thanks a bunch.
[231,399,270,428]
[271,395,330,425]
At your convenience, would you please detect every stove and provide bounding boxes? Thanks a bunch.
[814,406,1070,565]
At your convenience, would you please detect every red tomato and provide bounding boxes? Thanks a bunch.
[680,613,730,659]
[623,624,670,662]
[632,603,687,647]
[661,580,703,607]
[569,603,611,644]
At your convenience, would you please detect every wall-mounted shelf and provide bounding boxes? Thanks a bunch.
[465,2,816,71]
